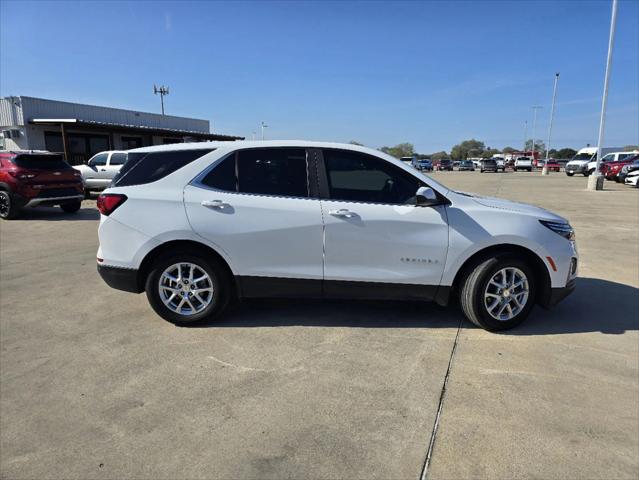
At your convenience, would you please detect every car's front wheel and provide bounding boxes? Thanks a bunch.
[145,251,230,325]
[460,255,536,331]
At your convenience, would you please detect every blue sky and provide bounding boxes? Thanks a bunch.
[1,0,637,153]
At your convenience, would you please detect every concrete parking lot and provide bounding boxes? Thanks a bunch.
[1,171,637,479]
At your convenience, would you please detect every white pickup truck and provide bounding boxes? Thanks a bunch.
[74,151,127,196]
[514,156,533,172]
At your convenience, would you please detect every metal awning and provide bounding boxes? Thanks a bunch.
[29,118,244,141]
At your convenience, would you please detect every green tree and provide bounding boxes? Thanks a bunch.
[379,143,415,158]
[481,148,501,159]
[430,151,448,161]
[556,148,577,159]
[349,140,364,146]
[623,145,639,151]
[450,139,485,160]
[524,139,546,153]
[502,146,517,154]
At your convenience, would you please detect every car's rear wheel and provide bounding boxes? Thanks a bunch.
[0,191,20,220]
[60,201,81,213]
[566,172,574,176]
[460,255,536,331]
[145,251,230,325]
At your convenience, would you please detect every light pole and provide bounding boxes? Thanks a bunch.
[542,73,560,175]
[261,121,268,140]
[531,106,543,170]
[589,0,618,191]
[523,120,528,152]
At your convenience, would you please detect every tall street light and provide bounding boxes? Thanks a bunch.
[542,73,560,175]
[261,121,268,140]
[531,106,543,169]
[588,0,619,191]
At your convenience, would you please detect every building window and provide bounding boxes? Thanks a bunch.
[66,133,109,165]
[121,136,143,150]
[44,131,64,153]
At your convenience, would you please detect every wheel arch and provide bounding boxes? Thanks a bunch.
[137,239,237,297]
[450,243,551,305]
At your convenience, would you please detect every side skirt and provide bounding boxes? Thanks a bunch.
[237,276,447,302]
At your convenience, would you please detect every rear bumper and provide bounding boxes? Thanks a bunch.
[97,264,142,293]
[24,194,84,208]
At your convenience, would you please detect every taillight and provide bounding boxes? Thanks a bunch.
[8,170,35,179]
[97,193,127,216]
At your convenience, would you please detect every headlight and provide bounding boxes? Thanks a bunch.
[540,220,575,241]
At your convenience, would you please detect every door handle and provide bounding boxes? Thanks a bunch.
[328,208,356,218]
[100,169,106,171]
[201,199,229,209]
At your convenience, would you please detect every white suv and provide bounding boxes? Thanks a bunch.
[96,141,577,331]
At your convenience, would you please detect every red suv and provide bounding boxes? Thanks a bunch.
[601,154,639,181]
[0,151,84,219]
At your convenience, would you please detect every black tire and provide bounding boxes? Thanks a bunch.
[583,171,590,177]
[566,172,574,177]
[459,254,536,331]
[60,201,82,213]
[84,189,92,199]
[145,250,230,326]
[0,190,20,220]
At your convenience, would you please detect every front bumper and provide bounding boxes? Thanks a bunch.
[97,264,143,293]
[545,278,576,307]
[565,164,585,174]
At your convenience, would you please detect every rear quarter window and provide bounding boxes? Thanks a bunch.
[113,149,215,187]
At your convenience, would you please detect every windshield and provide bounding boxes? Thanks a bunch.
[11,154,69,170]
[572,153,595,161]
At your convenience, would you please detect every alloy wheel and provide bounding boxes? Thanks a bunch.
[158,262,214,316]
[483,267,529,321]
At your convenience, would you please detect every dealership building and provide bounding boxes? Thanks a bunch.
[0,96,243,164]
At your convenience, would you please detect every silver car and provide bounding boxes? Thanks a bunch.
[74,151,127,195]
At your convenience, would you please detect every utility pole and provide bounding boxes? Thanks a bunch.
[153,85,169,115]
[531,106,543,169]
[542,73,560,175]
[523,120,528,152]
[261,121,268,140]
[589,0,618,191]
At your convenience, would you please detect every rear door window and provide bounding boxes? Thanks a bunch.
[113,149,215,187]
[237,148,308,197]
[200,148,309,197]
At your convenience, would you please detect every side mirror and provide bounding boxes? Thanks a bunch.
[416,186,438,206]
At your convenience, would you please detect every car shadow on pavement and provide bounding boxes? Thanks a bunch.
[206,298,463,329]
[505,277,639,336]
[12,206,99,221]
[196,277,637,335]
